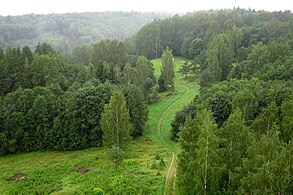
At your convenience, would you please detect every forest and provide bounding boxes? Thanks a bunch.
[0,12,167,52]
[0,8,293,194]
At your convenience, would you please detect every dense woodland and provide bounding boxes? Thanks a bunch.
[1,8,293,194]
[145,8,293,194]
[0,12,167,52]
[0,39,163,154]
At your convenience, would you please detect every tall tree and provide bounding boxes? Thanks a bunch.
[194,109,222,195]
[121,85,148,138]
[206,33,233,83]
[158,46,174,91]
[219,108,251,192]
[178,108,222,194]
[101,90,132,149]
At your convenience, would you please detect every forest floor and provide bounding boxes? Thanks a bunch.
[0,57,199,194]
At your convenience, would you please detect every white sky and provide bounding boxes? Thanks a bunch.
[0,0,292,16]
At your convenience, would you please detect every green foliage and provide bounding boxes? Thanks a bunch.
[121,85,148,138]
[178,60,190,79]
[0,12,167,52]
[206,33,233,84]
[108,145,125,171]
[171,103,196,140]
[252,101,279,137]
[158,47,174,92]
[219,108,251,192]
[245,42,270,78]
[178,109,222,194]
[281,96,293,143]
[101,90,132,150]
[209,91,232,127]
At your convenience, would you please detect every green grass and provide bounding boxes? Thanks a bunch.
[0,139,168,194]
[147,57,200,193]
[0,57,200,194]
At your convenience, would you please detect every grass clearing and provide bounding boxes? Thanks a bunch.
[0,57,200,194]
[0,138,168,194]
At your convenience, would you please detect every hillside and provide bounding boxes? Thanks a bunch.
[0,11,168,52]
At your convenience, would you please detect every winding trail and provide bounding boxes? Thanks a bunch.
[156,83,190,195]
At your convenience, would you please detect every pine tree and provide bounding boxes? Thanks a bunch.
[101,91,132,149]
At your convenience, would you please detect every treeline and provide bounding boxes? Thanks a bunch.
[0,40,160,155]
[151,8,293,194]
[134,8,292,60]
[0,12,168,52]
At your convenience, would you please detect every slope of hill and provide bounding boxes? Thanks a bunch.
[0,11,169,52]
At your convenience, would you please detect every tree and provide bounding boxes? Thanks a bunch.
[135,56,153,100]
[178,108,222,194]
[194,109,222,195]
[206,33,233,83]
[158,47,174,91]
[239,128,283,194]
[108,145,125,171]
[178,60,190,79]
[34,42,55,55]
[101,90,132,149]
[219,108,251,192]
[121,63,136,85]
[121,85,148,138]
[245,42,269,78]
[171,103,196,140]
[177,117,199,194]
[232,88,258,124]
[252,101,279,137]
[281,96,293,143]
[209,91,232,127]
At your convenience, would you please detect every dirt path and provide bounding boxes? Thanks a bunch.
[157,83,189,195]
[164,152,174,195]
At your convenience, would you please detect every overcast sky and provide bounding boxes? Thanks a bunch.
[0,0,292,16]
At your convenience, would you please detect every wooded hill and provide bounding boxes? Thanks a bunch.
[0,11,168,52]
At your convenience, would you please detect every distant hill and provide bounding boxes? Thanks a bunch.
[0,12,169,52]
